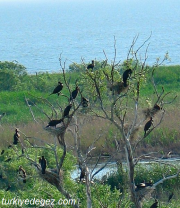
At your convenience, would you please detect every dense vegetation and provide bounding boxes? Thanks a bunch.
[0,61,180,207]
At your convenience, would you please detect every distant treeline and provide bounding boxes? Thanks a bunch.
[0,61,179,92]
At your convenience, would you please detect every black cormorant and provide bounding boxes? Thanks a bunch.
[80,168,86,181]
[63,104,72,118]
[46,119,63,128]
[144,117,153,136]
[153,104,161,111]
[50,82,63,96]
[136,182,146,189]
[81,96,89,107]
[87,60,95,70]
[122,69,132,87]
[70,86,79,101]
[40,156,47,174]
[13,128,20,145]
[150,199,158,208]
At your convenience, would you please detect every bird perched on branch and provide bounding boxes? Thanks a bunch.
[136,182,146,189]
[81,96,89,107]
[18,166,26,183]
[87,60,95,70]
[150,199,158,208]
[70,86,79,101]
[144,117,153,136]
[136,180,153,190]
[80,167,86,181]
[50,81,63,96]
[63,104,72,118]
[39,156,47,174]
[13,128,20,145]
[153,104,161,111]
[122,69,132,87]
[46,118,63,128]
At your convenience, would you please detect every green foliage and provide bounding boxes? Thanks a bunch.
[0,61,27,91]
[0,144,77,207]
[105,162,128,192]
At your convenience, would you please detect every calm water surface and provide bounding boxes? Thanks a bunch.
[0,0,180,73]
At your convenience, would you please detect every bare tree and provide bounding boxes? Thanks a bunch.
[68,115,119,208]
[80,36,177,208]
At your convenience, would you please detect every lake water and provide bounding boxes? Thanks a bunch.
[0,0,180,74]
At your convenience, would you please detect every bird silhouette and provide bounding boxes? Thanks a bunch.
[122,69,132,87]
[50,82,63,96]
[80,167,86,181]
[40,156,47,174]
[87,60,95,70]
[70,86,79,101]
[63,104,72,118]
[144,117,153,136]
[13,128,20,145]
[153,104,161,111]
[81,96,89,107]
[150,199,158,208]
[46,119,63,128]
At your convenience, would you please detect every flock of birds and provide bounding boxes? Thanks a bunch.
[135,180,174,207]
[1,128,48,189]
[0,60,170,205]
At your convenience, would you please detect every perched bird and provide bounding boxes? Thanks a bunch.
[13,128,20,145]
[153,104,161,111]
[22,148,25,154]
[168,192,174,202]
[87,60,95,70]
[63,104,72,118]
[122,69,132,87]
[136,182,146,189]
[50,82,63,96]
[150,199,158,208]
[81,96,89,107]
[162,151,172,159]
[80,167,86,181]
[144,117,153,136]
[1,150,5,155]
[46,119,63,128]
[18,166,26,183]
[70,86,79,101]
[40,156,47,174]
